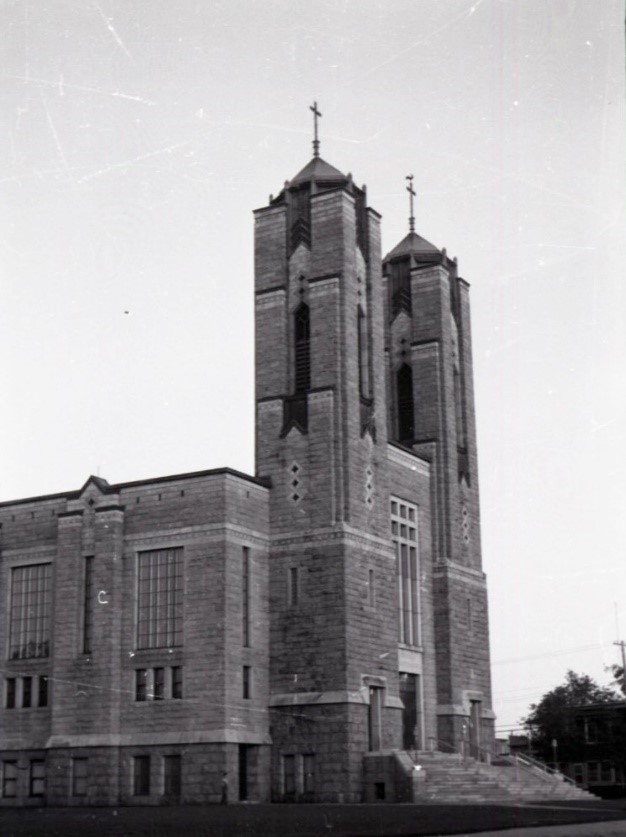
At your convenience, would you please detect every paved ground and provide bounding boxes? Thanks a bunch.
[2,801,626,836]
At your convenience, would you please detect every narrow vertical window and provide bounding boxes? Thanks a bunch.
[5,678,16,709]
[294,303,310,393]
[242,546,250,647]
[163,755,181,796]
[83,556,94,654]
[29,760,45,797]
[391,498,420,646]
[135,669,147,702]
[451,314,466,448]
[357,305,370,398]
[397,364,414,442]
[71,758,88,796]
[171,666,183,699]
[133,756,150,796]
[368,569,375,607]
[2,761,18,798]
[368,687,383,752]
[38,675,48,708]
[288,567,299,606]
[283,755,296,796]
[467,598,473,634]
[153,667,165,700]
[243,666,251,699]
[22,676,32,708]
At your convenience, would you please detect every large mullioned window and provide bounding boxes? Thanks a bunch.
[137,548,183,649]
[391,498,420,646]
[9,564,52,660]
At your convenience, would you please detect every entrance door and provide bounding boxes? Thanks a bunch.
[368,687,383,751]
[399,673,421,750]
[469,700,482,759]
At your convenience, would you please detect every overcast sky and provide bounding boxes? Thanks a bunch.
[1,0,625,733]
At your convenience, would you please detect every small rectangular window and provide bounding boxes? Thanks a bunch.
[22,676,32,708]
[163,755,182,796]
[368,569,375,607]
[171,666,183,699]
[133,756,150,796]
[38,675,48,707]
[288,567,299,606]
[72,758,88,796]
[29,760,45,797]
[243,666,251,700]
[135,669,147,702]
[587,761,599,783]
[5,678,16,709]
[2,761,18,798]
[601,761,614,783]
[153,667,165,700]
[283,754,296,796]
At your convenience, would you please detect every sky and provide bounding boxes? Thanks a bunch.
[1,0,625,734]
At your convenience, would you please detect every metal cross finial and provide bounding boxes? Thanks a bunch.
[310,101,322,158]
[406,174,416,233]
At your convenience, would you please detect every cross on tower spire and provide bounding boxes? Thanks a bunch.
[406,174,416,233]
[310,101,322,158]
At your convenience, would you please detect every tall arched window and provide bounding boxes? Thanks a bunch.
[397,364,414,442]
[294,304,311,393]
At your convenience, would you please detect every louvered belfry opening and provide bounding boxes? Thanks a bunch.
[294,303,311,393]
[397,363,414,443]
[390,259,411,318]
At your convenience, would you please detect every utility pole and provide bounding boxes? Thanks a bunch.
[613,640,626,695]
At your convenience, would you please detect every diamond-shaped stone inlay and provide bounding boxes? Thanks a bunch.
[288,461,304,504]
[462,505,470,544]
[365,466,374,508]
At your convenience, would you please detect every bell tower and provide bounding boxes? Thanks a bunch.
[253,110,402,801]
[383,181,494,756]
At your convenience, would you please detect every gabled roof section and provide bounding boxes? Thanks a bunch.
[78,475,112,497]
[383,231,441,263]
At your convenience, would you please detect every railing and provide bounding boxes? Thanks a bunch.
[426,737,494,765]
[513,752,578,787]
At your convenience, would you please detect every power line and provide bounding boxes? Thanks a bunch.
[492,643,605,666]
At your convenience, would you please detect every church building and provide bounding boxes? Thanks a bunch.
[0,113,494,806]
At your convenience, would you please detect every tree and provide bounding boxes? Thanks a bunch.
[608,664,626,697]
[522,670,622,764]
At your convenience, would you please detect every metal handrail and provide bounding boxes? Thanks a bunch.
[513,752,578,787]
[426,736,494,764]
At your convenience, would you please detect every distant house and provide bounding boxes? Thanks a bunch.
[549,703,626,798]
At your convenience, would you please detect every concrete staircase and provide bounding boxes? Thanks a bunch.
[412,751,598,803]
